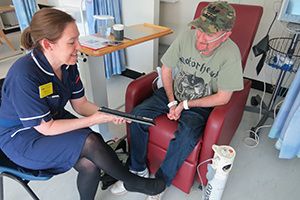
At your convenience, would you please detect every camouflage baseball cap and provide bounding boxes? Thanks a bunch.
[188,1,236,34]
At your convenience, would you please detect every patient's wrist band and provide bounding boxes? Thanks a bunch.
[183,100,189,110]
[167,101,178,108]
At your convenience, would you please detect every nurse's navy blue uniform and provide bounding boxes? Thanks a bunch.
[0,49,92,174]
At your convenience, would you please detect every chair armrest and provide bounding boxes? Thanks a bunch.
[125,71,158,143]
[198,78,252,185]
[125,71,158,113]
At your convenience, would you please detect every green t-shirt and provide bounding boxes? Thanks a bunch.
[161,30,244,102]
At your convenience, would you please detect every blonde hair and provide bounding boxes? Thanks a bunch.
[21,8,75,51]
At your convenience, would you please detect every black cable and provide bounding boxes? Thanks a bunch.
[267,11,278,35]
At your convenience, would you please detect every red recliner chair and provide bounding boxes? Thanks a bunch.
[125,2,263,194]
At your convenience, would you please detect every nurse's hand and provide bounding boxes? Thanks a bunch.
[93,111,131,125]
[112,117,131,125]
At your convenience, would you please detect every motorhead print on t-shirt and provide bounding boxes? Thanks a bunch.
[174,66,212,101]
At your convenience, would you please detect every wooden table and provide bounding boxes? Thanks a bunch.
[77,23,172,138]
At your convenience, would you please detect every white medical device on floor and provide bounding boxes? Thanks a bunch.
[204,145,236,200]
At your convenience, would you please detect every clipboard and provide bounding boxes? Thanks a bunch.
[98,107,156,126]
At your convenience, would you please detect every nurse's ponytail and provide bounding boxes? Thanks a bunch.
[20,27,35,51]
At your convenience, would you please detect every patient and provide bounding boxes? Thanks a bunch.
[111,1,243,199]
[0,8,165,200]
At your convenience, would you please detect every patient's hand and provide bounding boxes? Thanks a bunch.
[167,106,181,121]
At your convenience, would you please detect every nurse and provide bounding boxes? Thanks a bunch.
[0,8,165,200]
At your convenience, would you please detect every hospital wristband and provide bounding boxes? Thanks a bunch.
[183,100,189,110]
[167,101,178,108]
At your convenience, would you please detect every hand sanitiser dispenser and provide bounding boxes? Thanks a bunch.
[93,15,114,37]
[204,145,236,200]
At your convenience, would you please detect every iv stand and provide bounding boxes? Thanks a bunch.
[248,33,300,138]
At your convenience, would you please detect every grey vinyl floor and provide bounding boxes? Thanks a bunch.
[0,31,299,200]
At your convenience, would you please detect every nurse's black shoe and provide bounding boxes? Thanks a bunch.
[123,177,166,196]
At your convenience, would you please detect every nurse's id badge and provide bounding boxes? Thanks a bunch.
[39,82,53,98]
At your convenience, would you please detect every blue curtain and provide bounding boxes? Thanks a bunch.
[269,69,300,159]
[12,0,38,32]
[85,0,126,78]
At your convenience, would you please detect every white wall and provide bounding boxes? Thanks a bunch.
[0,0,13,7]
[37,0,48,5]
[159,0,295,87]
[122,0,160,73]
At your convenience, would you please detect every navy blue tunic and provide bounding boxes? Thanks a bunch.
[0,49,91,174]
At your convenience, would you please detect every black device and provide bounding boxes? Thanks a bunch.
[102,41,124,46]
[98,107,156,126]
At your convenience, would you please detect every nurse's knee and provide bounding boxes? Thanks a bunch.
[74,157,100,175]
[83,132,105,150]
